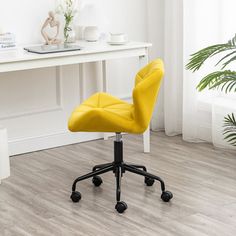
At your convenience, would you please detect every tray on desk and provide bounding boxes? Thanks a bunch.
[24,44,82,54]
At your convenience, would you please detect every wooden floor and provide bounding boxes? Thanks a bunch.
[0,132,236,236]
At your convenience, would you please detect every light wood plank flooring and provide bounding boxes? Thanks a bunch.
[0,132,236,236]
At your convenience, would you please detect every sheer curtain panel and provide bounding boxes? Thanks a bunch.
[152,0,236,150]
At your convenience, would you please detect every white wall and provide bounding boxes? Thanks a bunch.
[0,0,151,155]
[0,0,56,44]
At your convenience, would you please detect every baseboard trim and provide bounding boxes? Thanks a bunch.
[9,131,103,156]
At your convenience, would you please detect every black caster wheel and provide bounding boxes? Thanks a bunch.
[92,176,103,187]
[71,191,82,203]
[145,177,155,186]
[161,191,173,202]
[115,201,128,214]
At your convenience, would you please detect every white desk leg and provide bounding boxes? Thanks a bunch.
[143,126,150,153]
[139,54,150,153]
[102,60,109,140]
[102,60,108,92]
[79,64,84,102]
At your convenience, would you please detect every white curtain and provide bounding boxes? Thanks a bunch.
[153,0,236,150]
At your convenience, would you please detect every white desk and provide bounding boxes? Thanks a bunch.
[0,41,152,155]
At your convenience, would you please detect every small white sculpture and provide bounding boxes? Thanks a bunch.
[41,11,61,45]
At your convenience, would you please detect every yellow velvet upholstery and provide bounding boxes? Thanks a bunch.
[68,59,164,134]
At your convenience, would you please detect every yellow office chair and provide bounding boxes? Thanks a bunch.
[69,59,173,213]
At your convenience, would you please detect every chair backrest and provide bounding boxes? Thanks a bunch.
[132,59,164,132]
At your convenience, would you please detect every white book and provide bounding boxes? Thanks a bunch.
[0,47,17,52]
[0,37,15,42]
[0,32,15,37]
[0,44,16,49]
[0,40,16,45]
[0,33,15,43]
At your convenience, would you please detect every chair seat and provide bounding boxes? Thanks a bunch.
[68,92,141,133]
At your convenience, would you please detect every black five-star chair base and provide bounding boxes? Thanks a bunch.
[70,134,173,213]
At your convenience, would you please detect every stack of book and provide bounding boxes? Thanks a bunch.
[0,33,16,50]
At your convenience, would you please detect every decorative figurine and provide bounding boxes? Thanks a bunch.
[41,11,61,45]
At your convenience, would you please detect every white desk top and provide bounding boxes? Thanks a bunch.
[0,41,152,64]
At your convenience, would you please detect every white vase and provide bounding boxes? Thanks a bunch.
[64,23,76,43]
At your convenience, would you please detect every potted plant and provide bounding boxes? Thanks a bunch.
[186,34,236,146]
[56,0,78,43]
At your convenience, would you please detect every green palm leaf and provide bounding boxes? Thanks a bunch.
[223,113,236,146]
[186,34,236,147]
[216,50,236,68]
[197,70,236,93]
[186,34,236,72]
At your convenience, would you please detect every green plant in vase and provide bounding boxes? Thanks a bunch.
[186,34,236,146]
[56,0,78,43]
